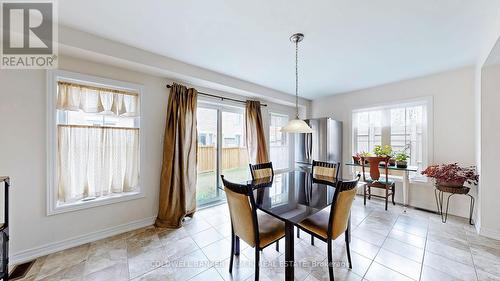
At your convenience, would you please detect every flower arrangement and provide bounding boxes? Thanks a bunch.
[421,163,479,187]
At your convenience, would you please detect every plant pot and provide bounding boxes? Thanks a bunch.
[389,158,396,166]
[352,156,361,164]
[396,161,407,168]
[436,179,465,188]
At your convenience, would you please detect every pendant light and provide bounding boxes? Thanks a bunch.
[281,33,313,133]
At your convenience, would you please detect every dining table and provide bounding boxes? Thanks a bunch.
[237,170,341,281]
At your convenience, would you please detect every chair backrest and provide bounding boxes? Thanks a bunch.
[312,160,339,182]
[249,162,274,180]
[327,175,360,240]
[220,175,259,247]
[360,156,390,182]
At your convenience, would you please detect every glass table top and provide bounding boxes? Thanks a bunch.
[247,171,337,224]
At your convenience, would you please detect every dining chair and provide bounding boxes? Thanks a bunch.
[249,162,274,180]
[221,175,285,281]
[360,156,395,210]
[249,162,281,251]
[297,175,361,281]
[298,160,340,245]
[311,160,340,183]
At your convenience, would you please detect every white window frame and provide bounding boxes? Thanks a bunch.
[46,70,145,215]
[268,112,293,172]
[351,97,433,182]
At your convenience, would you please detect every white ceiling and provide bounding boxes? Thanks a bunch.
[59,0,500,99]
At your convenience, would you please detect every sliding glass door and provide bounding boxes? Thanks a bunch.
[196,104,248,206]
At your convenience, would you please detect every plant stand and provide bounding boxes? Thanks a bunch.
[0,177,9,281]
[434,184,474,225]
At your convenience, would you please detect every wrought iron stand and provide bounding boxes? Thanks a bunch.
[434,184,474,225]
[0,177,9,281]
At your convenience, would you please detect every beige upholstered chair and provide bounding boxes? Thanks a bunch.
[249,162,274,180]
[299,160,340,245]
[221,175,285,281]
[297,176,360,281]
[312,160,339,183]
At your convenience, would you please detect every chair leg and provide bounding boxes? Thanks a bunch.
[327,240,334,281]
[363,185,367,206]
[229,230,235,273]
[311,235,315,246]
[345,229,352,269]
[368,186,372,200]
[276,241,279,252]
[297,228,300,238]
[392,183,396,205]
[385,186,389,211]
[254,247,260,281]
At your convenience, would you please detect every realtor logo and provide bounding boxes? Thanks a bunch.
[1,0,58,69]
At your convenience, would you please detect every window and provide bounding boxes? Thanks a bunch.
[269,113,290,170]
[352,100,430,176]
[47,70,143,215]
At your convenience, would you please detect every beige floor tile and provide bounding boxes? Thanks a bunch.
[84,262,129,281]
[349,238,380,260]
[388,228,426,248]
[477,269,500,281]
[424,251,477,281]
[382,237,424,263]
[425,239,474,265]
[364,262,414,281]
[189,267,224,281]
[127,246,167,279]
[201,238,232,262]
[191,227,224,248]
[162,235,200,261]
[374,249,421,280]
[420,265,465,281]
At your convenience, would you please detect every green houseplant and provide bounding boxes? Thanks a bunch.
[373,145,393,157]
[394,152,409,168]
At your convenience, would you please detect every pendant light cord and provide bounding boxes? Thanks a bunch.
[295,40,299,119]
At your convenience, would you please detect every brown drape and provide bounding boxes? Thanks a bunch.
[245,100,269,164]
[155,83,198,228]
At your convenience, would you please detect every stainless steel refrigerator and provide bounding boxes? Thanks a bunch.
[295,118,343,177]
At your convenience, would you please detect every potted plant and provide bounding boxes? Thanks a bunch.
[352,153,361,164]
[394,152,409,168]
[373,145,393,166]
[421,163,479,188]
[358,151,372,164]
[373,145,393,157]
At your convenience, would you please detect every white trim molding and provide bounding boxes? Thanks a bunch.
[478,226,500,241]
[46,69,146,215]
[10,216,156,265]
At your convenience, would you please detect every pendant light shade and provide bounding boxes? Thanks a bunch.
[281,33,313,134]
[281,118,313,133]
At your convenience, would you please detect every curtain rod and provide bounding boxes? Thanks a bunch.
[166,84,267,107]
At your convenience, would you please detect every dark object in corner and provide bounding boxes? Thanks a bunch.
[8,260,36,280]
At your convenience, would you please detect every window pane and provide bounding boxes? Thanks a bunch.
[221,110,249,184]
[269,114,290,170]
[196,107,218,205]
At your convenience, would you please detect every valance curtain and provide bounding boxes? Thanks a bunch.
[57,82,139,116]
[245,100,269,164]
[155,83,198,228]
[57,126,140,203]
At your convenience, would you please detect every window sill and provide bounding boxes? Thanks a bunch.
[47,191,144,216]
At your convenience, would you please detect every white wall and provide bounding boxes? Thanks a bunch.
[0,56,167,262]
[479,61,500,239]
[311,67,476,217]
[0,55,300,263]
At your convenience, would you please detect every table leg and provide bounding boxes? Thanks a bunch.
[285,221,294,281]
[403,171,409,212]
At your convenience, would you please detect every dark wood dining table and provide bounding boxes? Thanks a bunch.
[240,170,340,281]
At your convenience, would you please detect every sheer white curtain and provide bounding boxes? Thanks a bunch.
[57,126,139,202]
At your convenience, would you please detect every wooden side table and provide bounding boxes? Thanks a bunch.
[434,184,474,225]
[0,177,9,281]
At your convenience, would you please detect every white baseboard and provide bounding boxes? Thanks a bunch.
[10,216,156,265]
[478,226,500,240]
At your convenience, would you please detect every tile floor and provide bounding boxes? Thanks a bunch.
[12,197,500,281]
